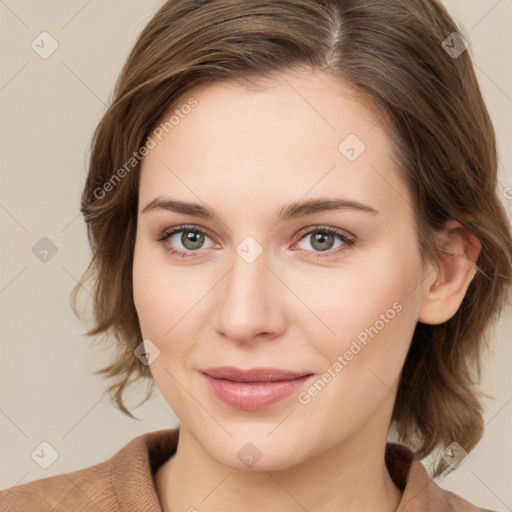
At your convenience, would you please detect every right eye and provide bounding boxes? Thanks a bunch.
[157,225,217,258]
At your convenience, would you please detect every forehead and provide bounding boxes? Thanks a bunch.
[139,69,411,221]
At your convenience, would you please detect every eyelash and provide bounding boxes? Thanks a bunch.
[156,224,356,259]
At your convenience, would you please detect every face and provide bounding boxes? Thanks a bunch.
[133,69,427,471]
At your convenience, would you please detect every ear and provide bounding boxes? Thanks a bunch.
[417,220,481,325]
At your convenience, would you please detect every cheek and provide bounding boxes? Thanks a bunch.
[294,272,417,435]
[305,248,419,386]
[133,240,177,345]
[132,240,196,338]
[132,241,217,392]
[132,243,196,410]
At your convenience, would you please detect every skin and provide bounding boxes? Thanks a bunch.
[132,68,481,512]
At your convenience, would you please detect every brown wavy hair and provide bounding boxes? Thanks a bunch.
[71,0,512,476]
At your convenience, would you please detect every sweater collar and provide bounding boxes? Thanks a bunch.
[111,428,179,511]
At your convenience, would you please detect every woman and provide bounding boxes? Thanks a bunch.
[1,0,510,510]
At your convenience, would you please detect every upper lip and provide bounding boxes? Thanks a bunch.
[201,366,313,383]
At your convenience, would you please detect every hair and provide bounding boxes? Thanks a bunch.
[71,0,512,477]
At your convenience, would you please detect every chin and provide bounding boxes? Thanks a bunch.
[196,431,307,473]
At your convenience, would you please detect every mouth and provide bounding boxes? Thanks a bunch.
[201,366,314,410]
[201,366,313,382]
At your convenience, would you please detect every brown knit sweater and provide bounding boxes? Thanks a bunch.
[0,428,498,511]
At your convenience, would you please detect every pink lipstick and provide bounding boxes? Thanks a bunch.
[201,366,314,411]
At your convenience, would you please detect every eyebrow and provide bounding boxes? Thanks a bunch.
[141,196,379,221]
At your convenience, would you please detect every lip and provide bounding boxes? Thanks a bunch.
[201,366,314,411]
[201,366,312,382]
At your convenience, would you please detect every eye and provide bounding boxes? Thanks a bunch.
[157,225,216,258]
[292,226,356,258]
[156,224,356,259]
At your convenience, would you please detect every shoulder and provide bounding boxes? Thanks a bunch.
[0,459,116,511]
[386,443,499,512]
[436,485,499,512]
[0,428,178,512]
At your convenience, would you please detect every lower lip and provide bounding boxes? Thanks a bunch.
[202,373,314,411]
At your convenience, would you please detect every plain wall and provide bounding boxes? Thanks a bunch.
[1,1,511,509]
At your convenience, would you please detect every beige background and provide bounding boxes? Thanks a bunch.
[1,0,511,509]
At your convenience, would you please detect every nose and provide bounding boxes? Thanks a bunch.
[212,248,287,344]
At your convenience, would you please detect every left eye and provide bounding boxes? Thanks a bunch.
[157,225,355,258]
[293,227,355,256]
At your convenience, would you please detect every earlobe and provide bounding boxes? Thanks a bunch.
[417,220,481,325]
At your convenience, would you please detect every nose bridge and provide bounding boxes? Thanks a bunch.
[214,243,283,341]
